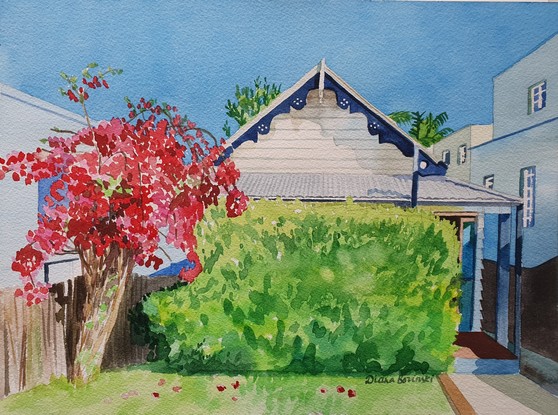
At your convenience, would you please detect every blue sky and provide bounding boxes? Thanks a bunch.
[1,1,557,137]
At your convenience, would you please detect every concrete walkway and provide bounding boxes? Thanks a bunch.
[449,374,558,415]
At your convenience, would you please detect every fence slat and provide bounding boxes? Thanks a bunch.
[0,274,178,398]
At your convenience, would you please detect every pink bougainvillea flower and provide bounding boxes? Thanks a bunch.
[152,392,160,398]
[158,378,166,386]
[231,380,240,389]
[336,386,345,393]
[348,389,357,398]
[172,386,182,393]
[216,385,226,392]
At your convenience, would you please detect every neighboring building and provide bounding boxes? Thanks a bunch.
[0,84,85,287]
[432,124,492,182]
[470,34,558,386]
[224,60,524,374]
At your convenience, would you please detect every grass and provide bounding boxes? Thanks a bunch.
[0,364,454,415]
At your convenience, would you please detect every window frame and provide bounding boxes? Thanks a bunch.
[528,80,547,114]
[483,174,494,190]
[442,150,451,165]
[519,166,536,228]
[457,145,467,165]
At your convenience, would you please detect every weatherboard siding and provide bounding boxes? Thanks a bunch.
[232,90,413,175]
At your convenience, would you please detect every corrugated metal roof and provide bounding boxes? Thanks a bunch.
[236,173,522,206]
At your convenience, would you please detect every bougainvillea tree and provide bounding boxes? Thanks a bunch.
[0,63,248,383]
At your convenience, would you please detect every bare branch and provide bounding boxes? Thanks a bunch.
[51,127,78,135]
[158,246,173,262]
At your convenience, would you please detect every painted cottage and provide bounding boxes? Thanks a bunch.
[224,60,524,374]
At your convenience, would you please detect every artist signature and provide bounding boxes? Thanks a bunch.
[365,374,434,384]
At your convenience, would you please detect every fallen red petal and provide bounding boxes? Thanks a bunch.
[232,396,238,402]
[158,378,166,386]
[337,386,345,393]
[232,380,240,389]
[152,392,160,398]
[172,386,182,393]
[348,389,357,398]
[216,385,226,392]
[320,388,327,393]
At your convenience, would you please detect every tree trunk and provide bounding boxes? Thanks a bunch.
[68,244,135,384]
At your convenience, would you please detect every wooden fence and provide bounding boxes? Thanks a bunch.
[0,274,178,399]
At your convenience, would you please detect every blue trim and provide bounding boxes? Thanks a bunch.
[225,75,318,153]
[471,116,558,150]
[417,150,446,177]
[411,171,419,207]
[150,258,194,277]
[323,74,416,156]
[220,69,446,177]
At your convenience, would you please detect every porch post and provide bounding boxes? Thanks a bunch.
[411,147,419,208]
[471,212,484,332]
[514,205,523,356]
[496,213,511,347]
[411,171,419,208]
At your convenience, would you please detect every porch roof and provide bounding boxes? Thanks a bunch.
[237,173,522,206]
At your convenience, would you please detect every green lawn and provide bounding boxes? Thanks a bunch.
[0,365,454,415]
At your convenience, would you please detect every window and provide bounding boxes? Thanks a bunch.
[519,166,536,227]
[528,81,546,114]
[442,150,450,165]
[483,175,494,189]
[457,145,467,165]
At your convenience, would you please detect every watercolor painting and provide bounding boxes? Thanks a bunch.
[0,1,557,414]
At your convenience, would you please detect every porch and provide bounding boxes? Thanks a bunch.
[436,207,524,375]
[453,332,519,374]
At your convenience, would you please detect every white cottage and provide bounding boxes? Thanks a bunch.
[223,60,524,374]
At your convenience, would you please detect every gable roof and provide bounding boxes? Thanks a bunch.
[222,60,447,177]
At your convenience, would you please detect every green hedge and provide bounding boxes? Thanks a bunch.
[131,200,461,375]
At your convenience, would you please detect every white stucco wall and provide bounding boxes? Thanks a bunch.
[432,125,492,183]
[493,35,558,139]
[0,84,87,288]
[471,35,558,268]
[471,123,558,268]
